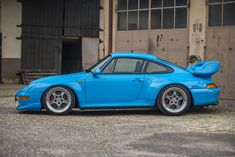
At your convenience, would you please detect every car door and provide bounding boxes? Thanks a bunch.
[85,57,145,107]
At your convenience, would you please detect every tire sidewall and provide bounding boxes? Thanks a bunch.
[157,85,191,116]
[43,86,75,115]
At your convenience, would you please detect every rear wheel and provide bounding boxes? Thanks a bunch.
[43,86,75,115]
[157,85,191,116]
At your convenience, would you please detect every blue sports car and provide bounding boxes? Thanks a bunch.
[16,52,220,116]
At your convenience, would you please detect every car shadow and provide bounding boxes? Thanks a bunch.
[16,109,159,116]
[16,106,217,116]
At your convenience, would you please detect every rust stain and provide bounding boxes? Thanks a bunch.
[212,31,216,39]
[217,36,221,46]
[156,34,163,47]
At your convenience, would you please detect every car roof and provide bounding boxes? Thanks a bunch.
[111,52,157,61]
[110,52,186,72]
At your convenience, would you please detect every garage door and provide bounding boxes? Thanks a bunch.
[205,28,235,99]
[115,0,189,67]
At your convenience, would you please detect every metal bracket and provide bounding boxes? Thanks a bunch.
[99,6,104,10]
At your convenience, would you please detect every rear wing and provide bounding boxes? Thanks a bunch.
[187,61,220,78]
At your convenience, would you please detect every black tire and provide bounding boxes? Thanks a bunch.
[157,85,192,116]
[42,86,75,115]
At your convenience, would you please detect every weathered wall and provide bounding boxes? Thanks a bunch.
[113,0,189,68]
[114,1,207,67]
[205,27,235,100]
[115,29,189,67]
[112,0,235,100]
[1,0,21,83]
[82,37,99,69]
[189,0,207,59]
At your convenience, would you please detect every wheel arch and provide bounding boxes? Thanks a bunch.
[155,83,194,107]
[40,85,80,109]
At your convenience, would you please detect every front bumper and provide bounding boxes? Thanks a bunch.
[191,88,220,106]
[15,86,42,111]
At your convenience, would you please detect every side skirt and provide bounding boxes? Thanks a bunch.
[77,106,157,112]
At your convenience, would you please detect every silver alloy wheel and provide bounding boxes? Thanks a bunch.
[161,87,188,113]
[45,87,72,113]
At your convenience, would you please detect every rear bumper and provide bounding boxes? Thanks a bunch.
[191,88,220,106]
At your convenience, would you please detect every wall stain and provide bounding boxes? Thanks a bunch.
[148,38,154,54]
[193,23,202,32]
[156,34,163,47]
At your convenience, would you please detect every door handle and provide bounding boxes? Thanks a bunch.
[134,78,144,82]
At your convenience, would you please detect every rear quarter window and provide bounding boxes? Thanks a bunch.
[145,61,172,73]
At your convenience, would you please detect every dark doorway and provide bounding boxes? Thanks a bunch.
[62,39,82,74]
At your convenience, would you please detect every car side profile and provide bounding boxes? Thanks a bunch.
[16,52,221,116]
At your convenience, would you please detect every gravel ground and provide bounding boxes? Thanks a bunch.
[0,85,235,157]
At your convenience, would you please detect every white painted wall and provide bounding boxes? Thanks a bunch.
[1,0,21,58]
[82,37,99,69]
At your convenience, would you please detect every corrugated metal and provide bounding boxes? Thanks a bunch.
[21,0,63,72]
[0,33,2,83]
[20,0,100,72]
[64,0,100,37]
[64,0,82,37]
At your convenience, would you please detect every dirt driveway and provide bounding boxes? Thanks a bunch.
[0,98,234,157]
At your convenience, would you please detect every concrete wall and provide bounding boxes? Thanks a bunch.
[189,0,207,59]
[1,0,21,83]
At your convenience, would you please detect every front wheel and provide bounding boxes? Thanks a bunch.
[157,85,191,116]
[43,86,75,115]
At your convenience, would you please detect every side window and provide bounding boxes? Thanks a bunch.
[113,58,144,73]
[146,61,169,73]
[102,59,115,73]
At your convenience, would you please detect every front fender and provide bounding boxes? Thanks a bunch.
[16,81,86,110]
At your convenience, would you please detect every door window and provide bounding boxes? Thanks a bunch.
[102,59,115,73]
[86,55,111,72]
[112,58,144,73]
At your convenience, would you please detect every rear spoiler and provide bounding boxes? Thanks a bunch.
[187,61,220,78]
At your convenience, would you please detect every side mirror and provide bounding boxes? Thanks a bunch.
[93,68,101,76]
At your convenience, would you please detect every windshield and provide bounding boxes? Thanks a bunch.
[86,55,111,73]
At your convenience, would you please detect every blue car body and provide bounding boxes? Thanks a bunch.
[16,52,220,111]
